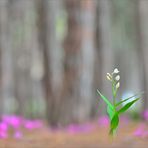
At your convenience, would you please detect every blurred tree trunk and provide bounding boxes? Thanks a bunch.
[111,0,142,109]
[0,46,2,116]
[78,0,96,120]
[0,0,7,115]
[61,0,96,124]
[97,0,114,113]
[9,0,33,116]
[131,0,146,113]
[94,0,103,116]
[37,0,52,124]
[0,0,14,115]
[138,0,148,110]
[48,0,64,124]
[61,0,82,124]
[37,0,64,125]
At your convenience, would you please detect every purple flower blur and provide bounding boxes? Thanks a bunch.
[133,124,148,138]
[0,122,8,131]
[98,116,109,127]
[0,115,44,139]
[2,115,22,129]
[24,120,43,130]
[14,131,23,139]
[0,131,7,139]
[67,123,93,134]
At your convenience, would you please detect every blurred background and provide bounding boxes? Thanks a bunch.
[0,0,147,126]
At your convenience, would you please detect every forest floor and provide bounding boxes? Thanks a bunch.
[0,117,148,148]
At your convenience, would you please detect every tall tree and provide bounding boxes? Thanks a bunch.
[138,0,148,110]
[37,0,53,124]
[110,0,142,109]
[8,0,34,116]
[0,0,8,115]
[37,0,64,125]
[97,0,114,113]
[0,0,14,115]
[78,0,96,120]
[61,0,82,124]
[61,0,96,124]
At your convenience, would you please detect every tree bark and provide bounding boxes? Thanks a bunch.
[60,0,82,124]
[97,0,114,113]
[8,0,34,116]
[78,0,96,120]
[37,0,63,125]
[138,0,148,111]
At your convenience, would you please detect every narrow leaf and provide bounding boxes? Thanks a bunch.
[115,92,143,107]
[116,98,133,107]
[110,113,119,135]
[97,90,113,110]
[117,98,140,114]
[110,113,119,129]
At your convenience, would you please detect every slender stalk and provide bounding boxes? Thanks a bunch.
[112,80,116,107]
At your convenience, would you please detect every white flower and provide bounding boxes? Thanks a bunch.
[116,82,120,89]
[113,68,119,74]
[115,75,120,81]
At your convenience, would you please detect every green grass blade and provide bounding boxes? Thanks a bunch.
[97,90,114,110]
[116,98,134,107]
[117,98,140,114]
[109,113,119,135]
[115,92,143,107]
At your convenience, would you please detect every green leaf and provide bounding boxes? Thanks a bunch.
[109,113,119,135]
[110,113,119,129]
[115,92,144,107]
[117,98,140,114]
[107,105,114,120]
[116,98,134,107]
[97,90,114,110]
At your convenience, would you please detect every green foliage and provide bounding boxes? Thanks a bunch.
[117,98,139,114]
[97,90,113,110]
[97,68,142,136]
[115,92,143,107]
[110,113,119,135]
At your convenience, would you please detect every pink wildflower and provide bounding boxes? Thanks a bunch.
[14,131,22,139]
[98,116,109,127]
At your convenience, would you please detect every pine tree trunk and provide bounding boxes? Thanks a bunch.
[97,0,114,113]
[78,0,96,121]
[138,0,148,110]
[61,0,82,124]
[37,0,64,125]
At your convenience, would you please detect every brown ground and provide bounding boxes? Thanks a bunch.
[0,121,147,148]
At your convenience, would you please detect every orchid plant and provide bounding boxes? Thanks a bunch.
[97,68,142,135]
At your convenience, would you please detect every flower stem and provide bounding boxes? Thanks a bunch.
[112,80,116,110]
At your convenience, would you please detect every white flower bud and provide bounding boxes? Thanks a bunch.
[113,68,119,74]
[106,73,112,81]
[116,82,120,89]
[107,73,112,77]
[107,75,111,81]
[115,75,120,81]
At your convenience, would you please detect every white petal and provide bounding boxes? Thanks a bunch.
[107,73,112,78]
[107,73,111,77]
[113,68,119,74]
